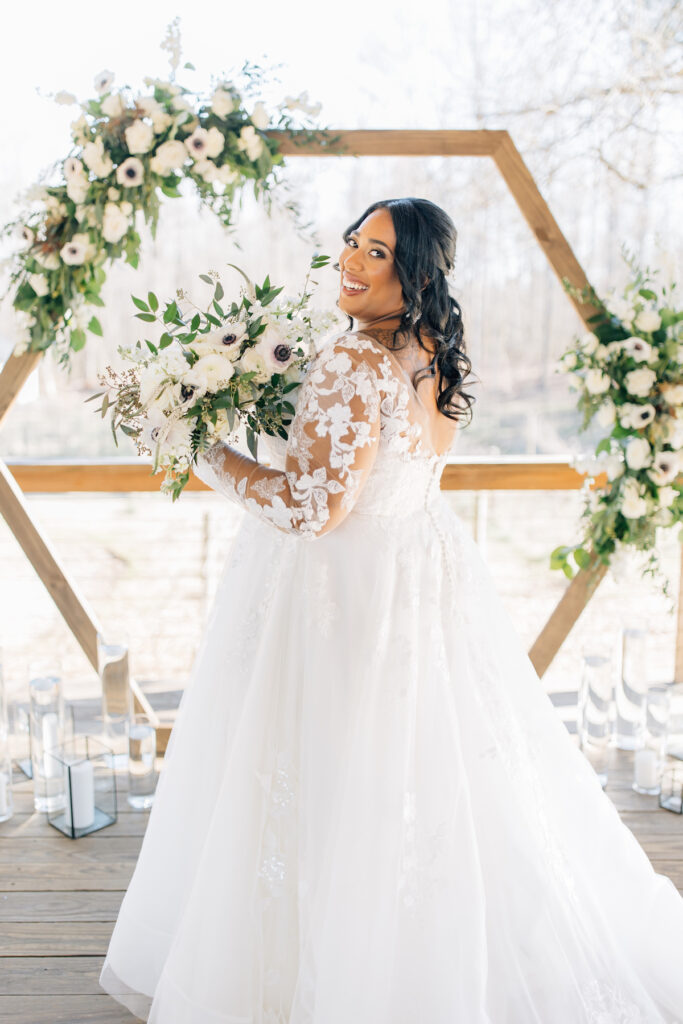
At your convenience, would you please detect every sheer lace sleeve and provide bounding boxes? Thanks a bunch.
[193,333,383,540]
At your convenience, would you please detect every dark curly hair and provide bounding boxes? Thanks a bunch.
[337,197,478,427]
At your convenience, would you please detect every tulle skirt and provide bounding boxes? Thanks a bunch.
[99,497,683,1023]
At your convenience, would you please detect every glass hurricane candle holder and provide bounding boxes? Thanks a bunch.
[47,735,117,839]
[658,765,683,814]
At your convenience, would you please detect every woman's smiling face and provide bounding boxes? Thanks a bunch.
[338,207,405,328]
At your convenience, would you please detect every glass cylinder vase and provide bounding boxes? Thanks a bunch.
[616,627,649,750]
[632,684,671,796]
[28,660,66,813]
[578,634,615,788]
[0,646,13,823]
[97,631,133,771]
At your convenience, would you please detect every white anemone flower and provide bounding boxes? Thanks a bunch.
[647,450,680,487]
[192,323,248,360]
[116,157,145,188]
[254,327,297,374]
[94,70,115,94]
[623,336,654,363]
[59,233,92,266]
[184,127,210,160]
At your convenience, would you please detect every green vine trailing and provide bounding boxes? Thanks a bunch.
[551,246,683,602]
[1,20,338,370]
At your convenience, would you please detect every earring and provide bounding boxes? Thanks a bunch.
[333,261,341,272]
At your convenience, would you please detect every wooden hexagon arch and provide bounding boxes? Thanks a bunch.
[0,129,631,751]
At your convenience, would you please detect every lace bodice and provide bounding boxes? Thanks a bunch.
[194,331,456,537]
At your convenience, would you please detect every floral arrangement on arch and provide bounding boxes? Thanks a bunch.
[1,20,333,369]
[550,248,683,601]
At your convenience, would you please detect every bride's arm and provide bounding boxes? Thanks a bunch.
[193,334,384,539]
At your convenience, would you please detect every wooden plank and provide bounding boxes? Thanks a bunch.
[491,133,601,326]
[0,891,124,923]
[0,459,104,670]
[0,350,43,428]
[0,995,138,1023]
[0,922,115,956]
[529,550,609,677]
[3,458,607,492]
[1,812,150,839]
[264,127,506,158]
[0,956,106,995]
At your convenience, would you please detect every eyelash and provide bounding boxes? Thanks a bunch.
[344,237,385,258]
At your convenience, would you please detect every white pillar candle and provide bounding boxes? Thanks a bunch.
[0,774,7,816]
[42,712,61,778]
[63,758,95,830]
[635,748,658,789]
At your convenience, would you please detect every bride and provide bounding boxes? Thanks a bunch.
[100,197,683,1023]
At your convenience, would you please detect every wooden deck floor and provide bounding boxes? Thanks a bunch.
[1,746,682,1023]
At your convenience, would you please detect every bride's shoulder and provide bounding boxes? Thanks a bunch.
[314,329,390,369]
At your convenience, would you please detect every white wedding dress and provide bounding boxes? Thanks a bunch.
[100,331,683,1023]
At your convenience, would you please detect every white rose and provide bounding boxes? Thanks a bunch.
[70,114,90,145]
[595,398,616,428]
[602,452,625,481]
[558,351,577,372]
[622,487,651,520]
[657,485,677,509]
[579,331,599,355]
[124,119,155,154]
[584,368,611,395]
[250,102,269,130]
[150,109,173,133]
[647,450,680,486]
[205,126,225,158]
[139,364,171,407]
[666,419,683,449]
[66,175,90,204]
[120,201,133,216]
[34,250,60,270]
[55,90,77,105]
[236,125,264,162]
[28,273,49,297]
[149,139,187,174]
[239,345,270,382]
[211,88,234,118]
[661,383,683,406]
[605,339,627,356]
[624,367,656,398]
[135,96,163,118]
[607,297,637,323]
[189,353,235,391]
[624,436,652,470]
[594,344,608,362]
[101,202,130,244]
[633,309,661,333]
[216,164,240,186]
[193,159,218,183]
[617,402,641,429]
[101,93,125,118]
[107,187,120,200]
[82,137,114,178]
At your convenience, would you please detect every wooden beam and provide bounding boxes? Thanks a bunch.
[0,349,43,428]
[264,127,507,157]
[529,548,609,677]
[4,458,609,492]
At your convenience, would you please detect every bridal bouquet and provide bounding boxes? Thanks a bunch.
[88,254,342,500]
[551,247,683,599]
